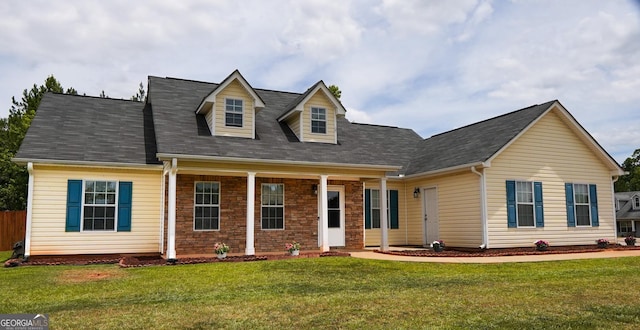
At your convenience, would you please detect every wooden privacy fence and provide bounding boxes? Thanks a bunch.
[0,211,26,251]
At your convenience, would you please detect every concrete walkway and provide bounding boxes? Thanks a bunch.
[350,248,640,263]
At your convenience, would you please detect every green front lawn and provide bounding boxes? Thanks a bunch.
[1,256,639,329]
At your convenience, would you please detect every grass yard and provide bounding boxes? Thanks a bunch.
[1,254,640,329]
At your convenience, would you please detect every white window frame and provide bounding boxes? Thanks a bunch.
[573,183,591,227]
[310,107,327,134]
[515,181,535,228]
[634,196,640,210]
[261,183,285,230]
[224,98,243,128]
[370,189,381,229]
[81,180,118,232]
[193,181,221,231]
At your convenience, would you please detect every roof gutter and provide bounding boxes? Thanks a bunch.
[403,161,491,180]
[12,158,163,170]
[156,153,402,172]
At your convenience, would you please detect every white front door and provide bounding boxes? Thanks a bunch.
[326,185,345,247]
[422,187,439,246]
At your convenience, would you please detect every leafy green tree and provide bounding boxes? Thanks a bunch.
[131,82,146,102]
[0,75,76,210]
[615,148,640,192]
[328,84,341,100]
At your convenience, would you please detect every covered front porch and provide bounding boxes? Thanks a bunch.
[160,157,397,259]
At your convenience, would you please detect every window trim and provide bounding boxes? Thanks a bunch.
[573,183,591,227]
[634,196,640,210]
[310,106,327,134]
[260,183,285,230]
[81,180,118,232]
[193,181,221,231]
[515,181,536,228]
[224,98,244,128]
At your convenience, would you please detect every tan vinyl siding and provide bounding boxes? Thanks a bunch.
[485,109,616,248]
[214,79,254,138]
[286,113,301,140]
[29,165,162,255]
[301,91,336,144]
[404,172,483,248]
[205,108,214,133]
[364,181,409,246]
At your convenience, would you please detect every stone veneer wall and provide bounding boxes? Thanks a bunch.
[168,174,364,255]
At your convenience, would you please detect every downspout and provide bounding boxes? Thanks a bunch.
[611,176,619,242]
[471,166,488,249]
[24,162,34,260]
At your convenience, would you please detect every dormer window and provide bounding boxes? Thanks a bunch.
[311,107,326,134]
[634,196,640,210]
[225,98,243,127]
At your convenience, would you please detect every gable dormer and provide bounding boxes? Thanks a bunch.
[196,70,265,139]
[278,81,346,144]
[633,194,640,210]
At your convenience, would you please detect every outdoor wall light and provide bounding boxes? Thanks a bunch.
[312,184,318,195]
[413,187,420,198]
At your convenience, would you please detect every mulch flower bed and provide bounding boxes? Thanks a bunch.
[377,244,640,257]
[4,251,351,268]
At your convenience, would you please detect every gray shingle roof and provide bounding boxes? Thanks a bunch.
[616,192,640,220]
[405,101,556,175]
[15,93,159,165]
[17,76,566,177]
[149,76,422,171]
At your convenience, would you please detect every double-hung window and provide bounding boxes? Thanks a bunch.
[565,183,598,227]
[634,196,640,210]
[83,180,117,231]
[515,181,535,227]
[506,180,544,228]
[225,98,243,127]
[65,179,132,232]
[261,183,284,229]
[573,184,591,226]
[364,189,399,229]
[311,107,326,134]
[194,182,220,230]
[370,190,381,228]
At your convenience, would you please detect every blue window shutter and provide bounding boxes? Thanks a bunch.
[364,189,371,229]
[565,183,575,227]
[66,180,82,232]
[506,181,517,228]
[534,182,544,228]
[389,190,399,229]
[589,184,599,227]
[118,182,133,232]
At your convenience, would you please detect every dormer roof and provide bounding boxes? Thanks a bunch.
[195,69,265,114]
[277,81,346,122]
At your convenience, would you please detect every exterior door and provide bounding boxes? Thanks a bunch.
[422,187,439,246]
[327,185,345,246]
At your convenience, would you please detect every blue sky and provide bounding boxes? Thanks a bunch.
[1,0,638,163]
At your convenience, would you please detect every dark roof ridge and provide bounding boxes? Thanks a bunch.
[350,122,402,130]
[150,75,302,96]
[44,92,144,103]
[428,100,557,139]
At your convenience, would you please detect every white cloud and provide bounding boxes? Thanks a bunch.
[0,0,638,164]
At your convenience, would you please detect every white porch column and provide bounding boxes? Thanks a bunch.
[245,172,256,255]
[320,175,330,252]
[380,177,389,251]
[167,158,178,260]
[24,162,34,259]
